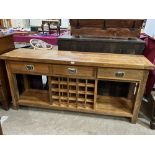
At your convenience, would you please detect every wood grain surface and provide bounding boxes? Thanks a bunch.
[0,48,154,70]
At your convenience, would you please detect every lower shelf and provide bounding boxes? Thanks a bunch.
[18,89,49,105]
[17,89,133,118]
[96,96,133,117]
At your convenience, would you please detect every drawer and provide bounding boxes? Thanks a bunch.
[52,65,96,78]
[9,61,50,75]
[97,68,143,81]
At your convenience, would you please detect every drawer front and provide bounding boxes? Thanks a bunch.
[9,62,50,75]
[52,65,96,78]
[97,68,143,81]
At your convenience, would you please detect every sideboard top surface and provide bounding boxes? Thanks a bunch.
[0,48,154,70]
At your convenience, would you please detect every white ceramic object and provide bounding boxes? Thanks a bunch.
[30,39,53,50]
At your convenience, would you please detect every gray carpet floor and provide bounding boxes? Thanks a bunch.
[1,101,155,135]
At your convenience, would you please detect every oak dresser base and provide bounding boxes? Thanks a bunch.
[0,49,154,123]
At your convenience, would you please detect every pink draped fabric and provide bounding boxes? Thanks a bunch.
[140,33,155,95]
[13,31,67,45]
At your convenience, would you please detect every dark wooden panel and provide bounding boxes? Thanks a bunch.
[0,35,15,54]
[70,19,144,28]
[0,34,15,110]
[70,19,144,38]
[58,35,145,54]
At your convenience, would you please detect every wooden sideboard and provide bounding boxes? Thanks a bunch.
[0,34,15,110]
[0,49,154,123]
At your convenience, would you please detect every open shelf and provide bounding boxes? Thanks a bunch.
[17,77,135,118]
[96,95,133,117]
[18,89,49,105]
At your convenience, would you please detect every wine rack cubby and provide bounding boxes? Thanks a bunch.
[49,76,96,109]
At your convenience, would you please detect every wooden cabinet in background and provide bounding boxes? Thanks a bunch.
[0,34,15,110]
[59,19,145,54]
[0,19,12,28]
[70,19,144,38]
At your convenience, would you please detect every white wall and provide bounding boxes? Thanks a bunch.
[11,19,30,28]
[11,19,70,29]
[30,19,42,26]
[61,19,70,28]
[144,19,155,38]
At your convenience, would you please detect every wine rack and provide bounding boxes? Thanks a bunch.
[49,76,96,109]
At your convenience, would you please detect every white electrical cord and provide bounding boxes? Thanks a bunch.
[0,116,8,125]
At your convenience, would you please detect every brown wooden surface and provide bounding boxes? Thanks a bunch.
[96,95,133,117]
[0,20,3,27]
[71,27,141,38]
[0,34,15,110]
[0,48,154,70]
[0,35,15,54]
[70,19,144,38]
[70,19,144,28]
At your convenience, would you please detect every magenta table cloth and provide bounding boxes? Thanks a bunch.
[13,31,67,45]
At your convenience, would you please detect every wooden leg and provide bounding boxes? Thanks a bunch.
[1,101,9,110]
[0,75,10,110]
[148,94,155,129]
[131,71,149,123]
[0,84,9,110]
[12,104,19,110]
[0,122,3,135]
[6,62,19,110]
